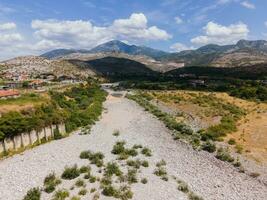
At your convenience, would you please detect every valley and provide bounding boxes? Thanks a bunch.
[1,90,266,200]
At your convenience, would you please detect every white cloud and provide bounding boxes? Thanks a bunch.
[170,42,193,52]
[191,21,249,45]
[174,16,183,24]
[241,1,255,9]
[0,22,16,31]
[31,13,171,51]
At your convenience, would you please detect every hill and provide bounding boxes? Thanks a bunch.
[69,57,158,79]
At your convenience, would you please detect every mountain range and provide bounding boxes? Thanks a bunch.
[41,39,267,67]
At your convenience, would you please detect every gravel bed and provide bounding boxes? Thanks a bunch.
[0,93,266,200]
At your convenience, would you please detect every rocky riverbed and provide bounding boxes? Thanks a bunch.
[0,92,266,200]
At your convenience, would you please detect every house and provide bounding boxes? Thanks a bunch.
[0,90,20,99]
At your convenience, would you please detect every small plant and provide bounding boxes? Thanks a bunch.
[112,141,126,155]
[52,189,69,200]
[89,176,97,183]
[177,181,189,193]
[156,159,166,167]
[70,196,81,200]
[216,148,234,163]
[228,138,236,145]
[141,178,148,184]
[201,141,216,153]
[127,159,141,169]
[80,165,91,173]
[80,151,91,159]
[78,189,87,196]
[89,152,105,167]
[141,160,149,167]
[93,193,100,200]
[133,144,143,149]
[43,172,61,193]
[141,147,152,157]
[102,185,118,197]
[61,165,80,180]
[161,175,168,181]
[154,167,167,177]
[127,169,138,184]
[113,130,120,137]
[188,192,204,200]
[84,173,91,179]
[105,162,122,177]
[23,188,41,200]
[75,179,85,187]
[235,144,243,154]
[90,188,97,193]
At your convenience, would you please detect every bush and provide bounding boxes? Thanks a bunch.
[177,181,189,193]
[53,128,63,140]
[78,189,87,196]
[201,141,216,153]
[112,141,126,155]
[105,162,122,177]
[154,167,167,177]
[89,176,97,183]
[216,148,234,163]
[141,147,152,157]
[228,138,236,145]
[141,178,148,184]
[80,165,91,173]
[102,185,117,197]
[70,196,81,200]
[113,130,120,137]
[79,151,91,159]
[23,188,41,200]
[127,169,138,184]
[61,165,80,180]
[141,160,149,167]
[188,192,204,200]
[52,189,69,200]
[75,179,85,187]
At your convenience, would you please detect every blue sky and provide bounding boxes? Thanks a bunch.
[0,0,267,59]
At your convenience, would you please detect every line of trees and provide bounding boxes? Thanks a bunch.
[0,80,107,142]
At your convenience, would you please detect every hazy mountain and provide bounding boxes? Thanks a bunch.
[161,40,267,67]
[41,40,169,59]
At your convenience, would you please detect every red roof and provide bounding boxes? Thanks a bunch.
[0,90,20,98]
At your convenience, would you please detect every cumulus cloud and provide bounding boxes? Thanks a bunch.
[170,42,193,52]
[0,22,23,46]
[0,22,16,31]
[191,21,249,45]
[31,13,171,51]
[174,16,183,24]
[265,21,267,27]
[241,1,255,9]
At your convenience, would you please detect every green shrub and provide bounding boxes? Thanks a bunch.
[102,185,118,197]
[141,178,148,184]
[216,148,234,163]
[141,147,152,157]
[112,141,126,155]
[113,130,120,137]
[53,128,63,140]
[188,192,204,200]
[90,188,96,193]
[89,176,97,183]
[141,160,149,167]
[127,159,141,169]
[52,189,69,200]
[154,167,167,177]
[43,173,61,193]
[228,138,236,145]
[105,162,122,177]
[61,165,80,180]
[78,189,87,196]
[156,160,166,167]
[23,188,41,200]
[177,181,189,193]
[70,196,81,200]
[127,169,138,184]
[201,141,216,153]
[79,151,91,159]
[80,165,91,173]
[75,179,85,187]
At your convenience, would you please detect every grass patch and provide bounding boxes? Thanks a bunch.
[23,188,41,200]
[52,189,69,200]
[61,165,80,180]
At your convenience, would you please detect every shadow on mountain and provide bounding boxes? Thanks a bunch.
[70,57,159,80]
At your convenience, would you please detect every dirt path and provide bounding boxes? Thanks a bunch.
[0,92,266,200]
